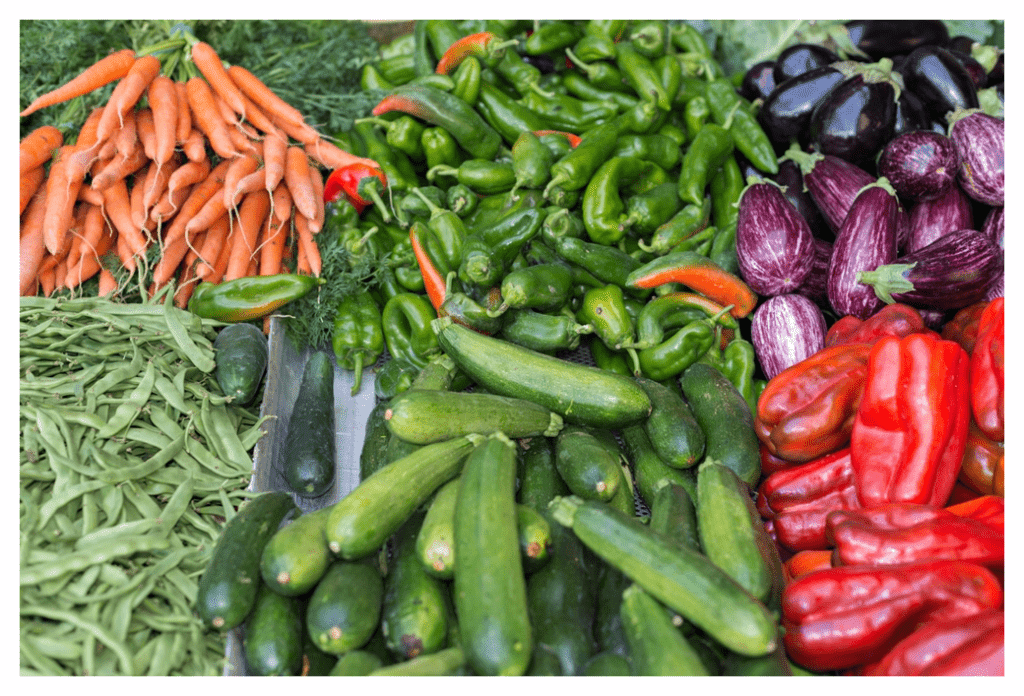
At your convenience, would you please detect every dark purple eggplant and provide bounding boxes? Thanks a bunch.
[981,206,1004,250]
[856,227,1003,310]
[898,46,979,121]
[947,36,977,54]
[844,20,950,59]
[948,50,989,90]
[827,180,901,319]
[987,53,1004,87]
[809,72,897,167]
[735,179,816,297]
[784,147,876,233]
[877,130,960,202]
[757,64,848,151]
[773,44,841,86]
[795,238,833,308]
[773,159,831,239]
[892,89,944,137]
[740,60,777,102]
[906,184,973,253]
[750,293,828,380]
[949,110,1004,206]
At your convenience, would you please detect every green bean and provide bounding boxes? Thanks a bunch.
[65,563,102,599]
[162,301,216,372]
[36,480,108,532]
[74,518,164,551]
[120,480,162,519]
[19,635,72,676]
[153,373,192,414]
[108,593,135,642]
[97,361,157,438]
[96,432,186,485]
[89,345,143,395]
[19,604,136,676]
[156,474,194,534]
[20,534,171,586]
[206,401,255,471]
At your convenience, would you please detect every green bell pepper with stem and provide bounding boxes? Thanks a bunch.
[381,293,440,369]
[333,290,385,396]
[439,282,506,336]
[397,185,446,222]
[698,337,763,416]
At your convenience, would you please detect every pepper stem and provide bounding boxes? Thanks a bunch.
[350,352,364,396]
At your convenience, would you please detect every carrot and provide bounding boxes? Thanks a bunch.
[42,146,86,255]
[162,158,231,248]
[231,169,269,209]
[159,158,209,217]
[226,64,307,132]
[183,188,229,238]
[65,215,115,291]
[38,260,57,297]
[20,48,136,118]
[261,128,287,193]
[195,215,231,280]
[66,201,105,271]
[189,41,248,120]
[224,189,271,282]
[129,166,149,230]
[77,185,106,208]
[146,75,178,167]
[293,213,321,277]
[90,139,147,192]
[272,115,321,146]
[206,225,237,285]
[271,181,293,224]
[105,106,138,162]
[173,258,201,309]
[304,137,379,172]
[20,189,48,295]
[135,107,157,162]
[284,146,319,225]
[63,202,90,270]
[21,165,45,216]
[259,214,287,276]
[308,166,325,234]
[142,155,178,215]
[150,184,191,226]
[222,153,261,210]
[234,90,284,138]
[20,125,63,174]
[150,231,191,291]
[181,128,208,163]
[227,122,261,159]
[102,178,151,262]
[186,76,239,160]
[98,267,119,297]
[94,54,162,145]
[174,80,192,146]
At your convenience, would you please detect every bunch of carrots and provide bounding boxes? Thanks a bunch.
[19,39,379,307]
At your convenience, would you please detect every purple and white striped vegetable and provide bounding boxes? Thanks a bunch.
[981,206,1004,250]
[750,294,828,380]
[877,130,960,201]
[785,148,876,233]
[949,110,1004,206]
[736,179,816,296]
[795,238,833,308]
[905,184,974,253]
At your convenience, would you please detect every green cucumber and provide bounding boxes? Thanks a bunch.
[517,503,552,573]
[367,646,467,676]
[282,350,336,498]
[196,491,297,631]
[527,645,564,676]
[549,495,778,657]
[326,434,482,560]
[359,400,394,482]
[554,425,623,502]
[620,584,709,676]
[384,389,563,444]
[453,434,532,676]
[328,650,385,676]
[621,424,697,507]
[433,316,651,429]
[582,651,632,676]
[636,376,705,469]
[242,583,304,676]
[212,322,268,406]
[678,362,760,486]
[650,481,700,553]
[259,506,333,597]
[517,437,568,510]
[593,560,631,658]
[721,633,792,676]
[306,560,384,655]
[303,631,341,676]
[415,477,460,579]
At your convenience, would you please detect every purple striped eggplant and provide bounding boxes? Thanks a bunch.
[795,238,833,307]
[856,227,1003,310]
[827,179,901,319]
[784,147,876,233]
[877,130,960,201]
[750,294,827,380]
[735,179,816,297]
[905,184,974,253]
[982,206,1004,250]
[949,110,1004,206]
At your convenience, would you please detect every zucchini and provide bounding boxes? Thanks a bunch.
[593,560,631,658]
[517,503,553,573]
[650,481,701,553]
[582,651,632,676]
[549,495,778,657]
[213,322,268,406]
[303,631,341,676]
[636,376,705,469]
[433,316,652,429]
[621,424,697,507]
[554,424,623,502]
[415,477,460,579]
[453,433,532,676]
[196,491,296,631]
[282,350,336,498]
[384,388,563,444]
[259,506,333,597]
[620,584,709,676]
[359,400,394,482]
[242,583,304,676]
[721,633,792,676]
[306,560,384,655]
[367,646,467,676]
[328,650,385,676]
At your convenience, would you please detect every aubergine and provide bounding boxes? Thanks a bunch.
[949,110,1004,206]
[750,294,827,380]
[784,147,876,233]
[856,228,1003,311]
[826,179,901,319]
[844,20,950,60]
[905,184,973,253]
[808,70,898,167]
[898,46,979,121]
[773,159,831,240]
[794,238,832,308]
[948,50,989,90]
[877,131,960,202]
[892,90,943,138]
[773,44,840,86]
[735,180,816,297]
[981,206,1004,250]
[757,65,848,151]
[740,60,776,102]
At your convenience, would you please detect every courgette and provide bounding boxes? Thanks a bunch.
[243,583,304,676]
[306,560,384,655]
[212,322,268,406]
[517,503,553,574]
[415,477,460,579]
[328,650,385,676]
[367,646,467,676]
[582,651,632,676]
[636,376,705,469]
[554,425,622,502]
[621,424,697,507]
[282,350,336,498]
[620,584,709,676]
[259,506,333,597]
[359,400,394,482]
[650,480,700,553]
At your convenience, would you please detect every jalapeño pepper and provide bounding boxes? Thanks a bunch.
[353,119,420,194]
[494,48,555,97]
[525,21,584,55]
[446,183,479,218]
[509,130,555,198]
[629,20,670,59]
[637,308,729,382]
[678,124,734,207]
[617,98,668,135]
[381,292,440,369]
[577,284,639,354]
[397,185,446,222]
[654,53,683,107]
[188,274,323,322]
[476,82,552,145]
[562,71,641,111]
[554,236,645,290]
[638,197,712,255]
[411,187,468,270]
[683,96,711,143]
[634,291,738,350]
[570,33,617,62]
[612,133,682,171]
[420,126,464,177]
[498,262,574,313]
[451,55,482,105]
[709,155,744,231]
[520,90,620,133]
[581,156,666,246]
[564,47,631,92]
[543,119,623,199]
[459,207,546,288]
[428,159,517,196]
[501,308,594,354]
[332,290,385,396]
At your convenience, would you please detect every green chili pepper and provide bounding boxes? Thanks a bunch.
[586,19,630,41]
[476,82,552,145]
[500,308,594,354]
[406,73,456,92]
[451,55,483,105]
[498,262,574,313]
[378,54,416,85]
[541,206,586,246]
[670,23,712,58]
[439,285,506,335]
[621,181,683,238]
[332,290,385,396]
[617,98,668,135]
[710,155,745,231]
[678,123,734,207]
[589,336,633,376]
[374,357,419,400]
[412,187,468,270]
[510,131,555,198]
[361,64,394,91]
[397,186,446,222]
[614,40,672,111]
[637,313,722,382]
[612,133,682,170]
[562,71,640,110]
[704,78,779,175]
[577,284,638,352]
[537,132,575,161]
[525,21,584,55]
[675,75,708,105]
[459,207,546,287]
[543,119,622,199]
[425,19,463,61]
[634,291,738,350]
[428,159,517,196]
[412,20,435,77]
[420,126,464,177]
[381,293,440,369]
[581,156,663,246]
[564,47,631,92]
[719,337,761,416]
[494,49,554,98]
[553,236,646,290]
[571,33,618,62]
[629,20,670,59]
[188,274,323,323]
[708,222,740,275]
[521,90,620,134]
[684,96,711,144]
[446,183,479,218]
[638,197,712,255]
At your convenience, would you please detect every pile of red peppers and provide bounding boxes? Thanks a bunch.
[754,298,1004,675]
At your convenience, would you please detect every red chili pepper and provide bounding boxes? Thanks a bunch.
[824,302,933,348]
[434,32,519,74]
[970,297,1003,442]
[850,332,971,508]
[323,162,388,217]
[408,222,448,312]
[532,129,582,148]
[625,251,758,319]
[782,559,1004,672]
[860,609,1004,676]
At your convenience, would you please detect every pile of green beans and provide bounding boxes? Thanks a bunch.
[19,292,266,676]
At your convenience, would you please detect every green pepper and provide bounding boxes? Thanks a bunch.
[617,99,668,135]
[708,222,740,275]
[425,19,463,61]
[353,120,420,194]
[381,292,440,369]
[500,308,594,354]
[719,337,761,416]
[564,47,631,92]
[541,206,585,246]
[519,90,620,134]
[476,82,552,145]
[428,159,516,196]
[543,119,622,199]
[412,20,435,77]
[459,207,546,287]
[638,197,712,255]
[614,40,672,111]
[654,59,683,106]
[406,73,456,92]
[553,236,646,290]
[412,187,468,271]
[537,132,575,161]
[634,291,738,350]
[361,64,394,91]
[420,126,464,179]
[525,21,584,55]
[589,336,633,376]
[397,185,446,222]
[704,78,779,175]
[571,33,617,62]
[378,53,416,85]
[586,19,630,41]
[439,286,506,336]
[451,55,483,105]
[629,20,670,59]
[684,96,711,144]
[188,274,323,322]
[612,133,682,170]
[710,155,745,232]
[494,49,554,98]
[498,262,574,313]
[581,156,663,246]
[621,181,683,238]
[376,266,406,304]
[675,75,708,105]
[374,357,419,400]
[561,71,640,111]
[637,314,720,382]
[509,131,555,198]
[332,290,385,396]
[678,124,734,207]
[446,183,479,218]
[577,284,641,375]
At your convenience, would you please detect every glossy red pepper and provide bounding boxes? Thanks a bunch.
[824,302,933,348]
[323,162,389,216]
[782,559,1004,672]
[970,297,1003,443]
[958,420,1004,496]
[940,299,989,353]
[850,333,970,508]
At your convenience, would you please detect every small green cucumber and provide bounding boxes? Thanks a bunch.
[621,424,697,507]
[620,584,708,676]
[367,646,467,676]
[359,400,393,482]
[517,437,568,510]
[593,561,631,658]
[306,560,384,655]
[259,506,333,597]
[328,650,385,676]
[415,477,460,579]
[282,350,336,498]
[243,583,304,676]
[554,425,623,502]
[527,645,564,676]
[303,631,341,676]
[582,651,632,676]
[212,322,268,406]
[636,376,705,469]
[196,491,297,631]
[517,503,553,573]
[650,480,701,553]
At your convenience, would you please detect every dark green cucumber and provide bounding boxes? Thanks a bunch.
[605,461,638,517]
[259,506,332,597]
[549,495,778,657]
[326,434,483,560]
[620,584,709,676]
[679,362,761,486]
[517,503,552,573]
[282,351,336,498]
[359,400,393,482]
[527,645,564,676]
[243,583,304,676]
[696,459,785,609]
[721,632,792,676]
[368,646,467,676]
[213,322,268,406]
[621,424,697,507]
[636,376,705,469]
[303,631,341,676]
[554,424,623,502]
[382,513,449,660]
[384,389,563,444]
[517,436,567,512]
[650,481,701,553]
[593,560,631,658]
[415,477,460,579]
[328,650,385,676]
[306,560,384,655]
[433,316,651,429]
[453,433,532,676]
[582,651,632,676]
[196,491,297,631]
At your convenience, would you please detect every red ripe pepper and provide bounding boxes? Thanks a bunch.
[861,608,1004,676]
[851,332,970,508]
[323,162,389,217]
[624,251,759,319]
[755,344,871,463]
[958,420,1005,496]
[408,221,448,312]
[758,442,795,477]
[782,559,1004,672]
[824,302,933,348]
[940,300,989,353]
[784,549,834,583]
[970,297,1004,443]
[532,129,582,148]
[946,493,1004,527]
[434,32,519,74]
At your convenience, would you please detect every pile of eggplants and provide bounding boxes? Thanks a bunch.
[732,20,1004,377]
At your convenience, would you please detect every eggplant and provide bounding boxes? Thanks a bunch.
[856,228,1003,310]
[844,20,950,59]
[981,206,1004,250]
[949,110,1004,206]
[795,238,833,308]
[735,180,816,297]
[740,60,776,102]
[905,184,973,253]
[773,159,831,240]
[757,64,848,151]
[827,180,901,319]
[784,147,876,233]
[877,131,960,202]
[898,46,979,121]
[751,294,828,380]
[809,72,897,167]
[947,35,977,55]
[948,50,989,90]
[892,89,943,137]
[773,44,841,86]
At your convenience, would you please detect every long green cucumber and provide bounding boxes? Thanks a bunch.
[328,650,385,676]
[243,583,304,676]
[282,350,336,498]
[549,495,778,657]
[621,423,697,506]
[306,560,384,655]
[415,477,460,579]
[259,506,333,597]
[433,316,651,429]
[359,400,394,482]
[517,504,553,573]
[636,376,705,469]
[367,646,467,676]
[650,480,701,553]
[554,424,623,502]
[620,584,709,676]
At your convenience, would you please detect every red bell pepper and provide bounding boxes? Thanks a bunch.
[958,419,1005,496]
[323,162,389,218]
[824,302,933,348]
[940,299,989,353]
[782,559,1004,672]
[850,332,970,508]
[970,297,1004,443]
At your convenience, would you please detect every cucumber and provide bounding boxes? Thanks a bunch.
[367,646,467,676]
[453,433,532,676]
[282,350,336,498]
[359,400,393,482]
[554,425,623,502]
[517,503,553,573]
[721,633,793,676]
[433,316,651,429]
[549,495,778,657]
[582,651,632,676]
[620,584,709,676]
[242,583,304,676]
[593,560,631,658]
[260,506,333,597]
[306,560,384,655]
[517,437,568,511]
[328,650,385,676]
[213,322,268,406]
[326,434,482,560]
[621,424,697,507]
[650,481,701,553]
[679,362,761,486]
[636,376,705,469]
[696,459,785,608]
[303,631,341,676]
[196,491,296,631]
[415,477,460,579]
[384,389,563,444]
[527,645,564,676]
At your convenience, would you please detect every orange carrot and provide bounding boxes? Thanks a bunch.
[227,123,261,158]
[231,169,268,209]
[20,48,136,118]
[21,165,45,216]
[142,155,178,215]
[304,137,379,172]
[206,226,237,285]
[293,213,321,277]
[77,185,106,208]
[189,41,248,119]
[284,146,318,225]
[234,90,283,137]
[186,76,239,160]
[181,128,208,163]
[160,158,209,217]
[20,125,63,174]
[67,202,105,270]
[271,181,293,224]
[272,115,320,146]
[107,106,138,160]
[259,214,287,276]
[173,258,201,309]
[102,178,150,261]
[183,188,229,238]
[261,128,287,192]
[150,184,191,226]
[129,166,149,231]
[195,215,231,280]
[226,65,307,132]
[41,146,86,255]
[308,166,325,233]
[144,74,177,166]
[90,139,148,191]
[74,107,106,152]
[20,189,48,295]
[64,217,115,290]
[38,260,57,297]
[222,153,261,210]
[163,158,232,248]
[94,54,162,145]
[98,267,119,296]
[224,189,270,282]
[135,107,157,162]
[63,202,90,270]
